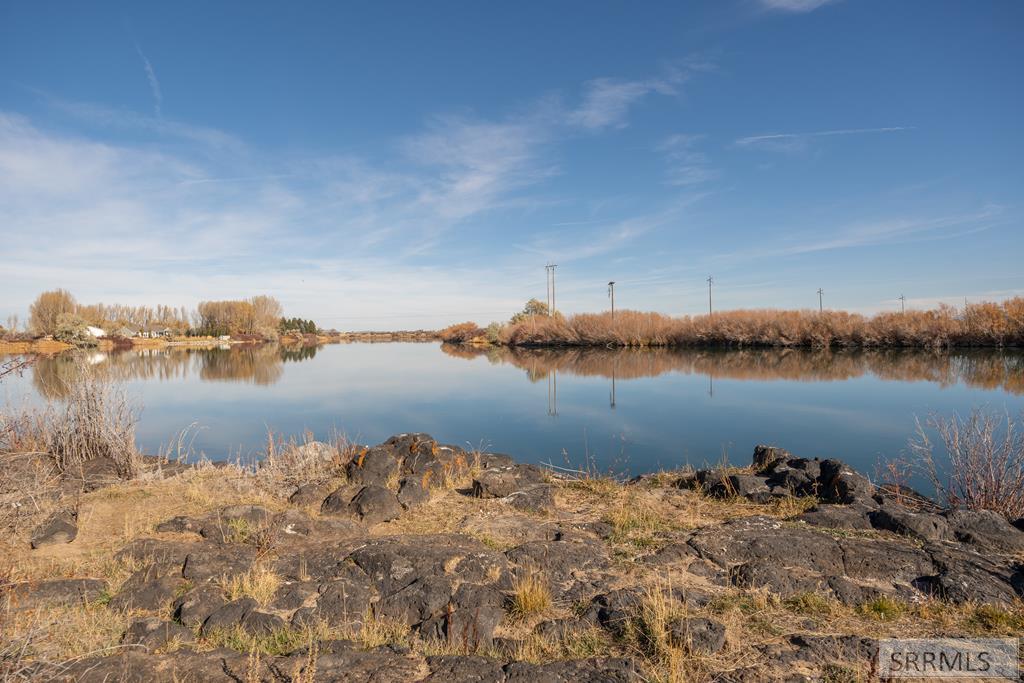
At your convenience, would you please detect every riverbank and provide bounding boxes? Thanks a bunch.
[3,432,1022,682]
[441,298,1024,349]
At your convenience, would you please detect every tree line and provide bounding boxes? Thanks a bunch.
[20,289,316,340]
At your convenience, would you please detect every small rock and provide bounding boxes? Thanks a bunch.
[201,597,257,635]
[321,484,364,515]
[666,616,726,654]
[30,509,78,548]
[122,617,194,652]
[397,476,430,509]
[751,445,793,473]
[350,485,403,524]
[289,481,336,507]
[173,584,226,629]
[240,610,286,635]
[472,464,545,499]
[507,484,555,512]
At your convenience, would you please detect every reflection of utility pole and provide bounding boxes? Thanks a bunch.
[547,370,558,416]
[610,358,617,409]
[608,281,616,320]
[708,372,714,398]
[899,294,906,314]
[817,288,823,312]
[707,276,714,315]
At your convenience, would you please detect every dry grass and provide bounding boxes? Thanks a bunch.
[218,566,281,607]
[460,298,1024,349]
[507,567,552,621]
[202,621,332,657]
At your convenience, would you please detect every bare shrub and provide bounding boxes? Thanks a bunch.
[907,409,1024,518]
[438,322,484,343]
[485,297,1024,349]
[46,368,141,478]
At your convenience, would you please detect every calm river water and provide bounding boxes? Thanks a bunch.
[3,343,1023,479]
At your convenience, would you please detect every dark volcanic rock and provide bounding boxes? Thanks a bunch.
[350,484,404,524]
[2,578,108,611]
[751,445,793,473]
[869,506,955,542]
[240,609,286,635]
[122,617,194,652]
[109,567,186,612]
[423,655,505,682]
[347,445,402,486]
[819,459,877,505]
[351,534,508,599]
[472,464,546,499]
[796,504,873,530]
[173,584,226,629]
[289,480,336,507]
[504,657,644,682]
[505,537,609,595]
[666,616,726,654]
[397,475,431,509]
[181,542,256,581]
[321,483,364,515]
[914,544,1024,606]
[506,484,555,512]
[30,508,78,548]
[201,597,258,634]
[944,509,1024,554]
[707,473,772,503]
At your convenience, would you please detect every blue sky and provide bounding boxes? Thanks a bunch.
[1,0,1021,330]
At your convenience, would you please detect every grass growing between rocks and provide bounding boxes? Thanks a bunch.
[507,567,552,621]
[218,566,281,607]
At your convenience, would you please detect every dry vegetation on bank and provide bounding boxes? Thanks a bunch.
[441,297,1024,349]
[3,367,1024,681]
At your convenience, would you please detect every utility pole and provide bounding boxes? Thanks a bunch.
[707,276,714,315]
[817,288,824,312]
[545,265,552,313]
[899,294,906,314]
[550,264,557,316]
[608,281,616,320]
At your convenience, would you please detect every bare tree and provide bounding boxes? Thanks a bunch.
[28,289,77,335]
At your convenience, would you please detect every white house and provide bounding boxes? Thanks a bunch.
[85,326,107,338]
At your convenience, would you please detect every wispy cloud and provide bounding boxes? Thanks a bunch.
[735,126,913,152]
[567,60,712,131]
[658,134,720,186]
[134,44,162,117]
[759,0,838,12]
[717,206,1005,263]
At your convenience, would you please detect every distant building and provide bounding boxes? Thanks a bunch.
[85,326,106,338]
[115,326,137,338]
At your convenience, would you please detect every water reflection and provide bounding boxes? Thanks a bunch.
[440,344,1024,395]
[29,343,320,399]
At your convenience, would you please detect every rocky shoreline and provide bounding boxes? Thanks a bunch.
[3,435,1023,682]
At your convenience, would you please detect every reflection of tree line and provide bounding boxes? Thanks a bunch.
[440,343,1024,395]
[31,343,321,398]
